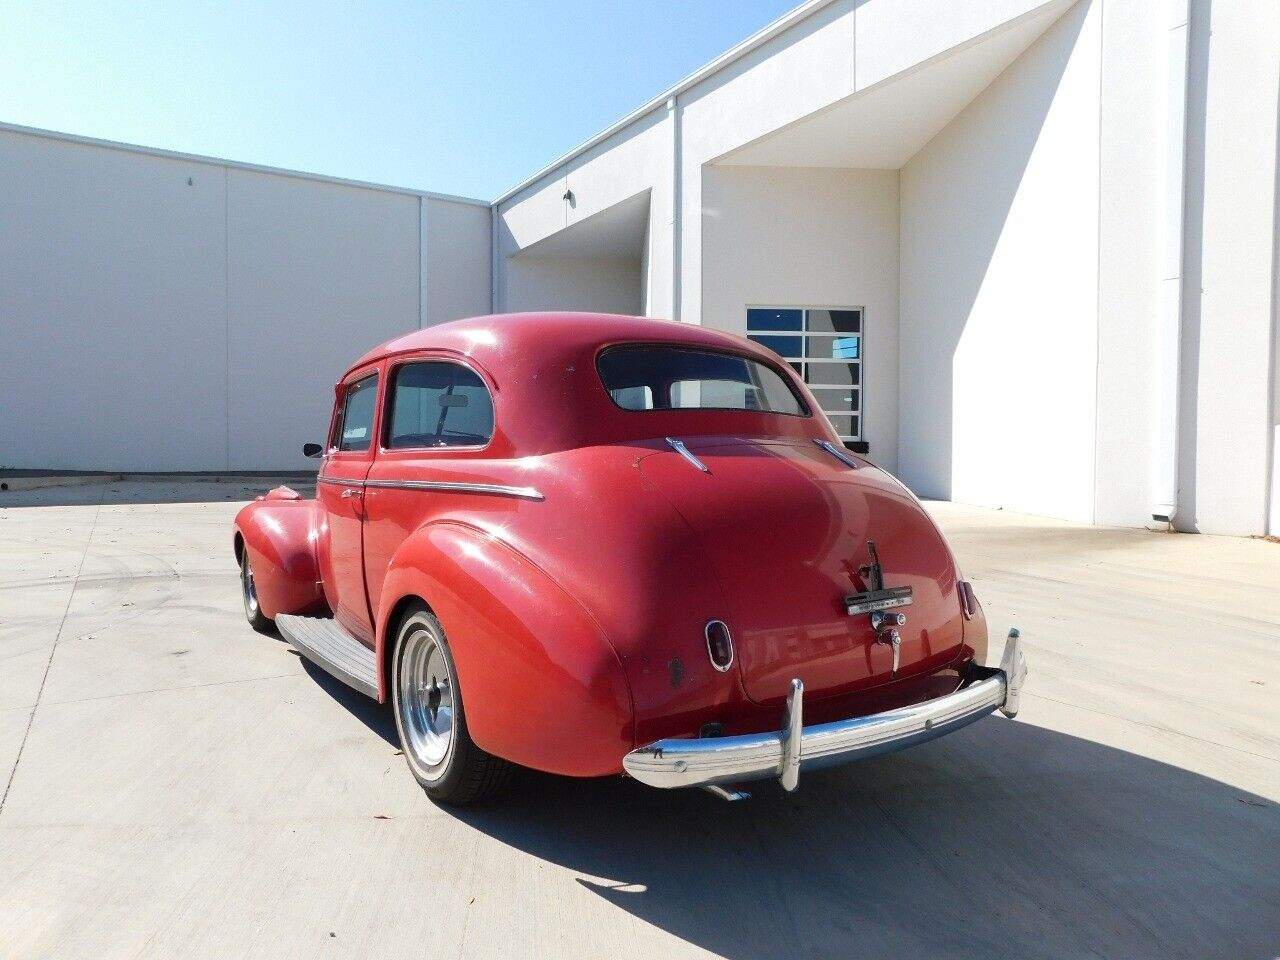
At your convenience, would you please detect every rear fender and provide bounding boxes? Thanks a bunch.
[233,491,326,620]
[376,521,634,777]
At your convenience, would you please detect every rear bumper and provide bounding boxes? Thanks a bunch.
[623,629,1027,792]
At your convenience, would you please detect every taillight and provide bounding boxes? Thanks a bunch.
[705,620,734,672]
[958,581,978,620]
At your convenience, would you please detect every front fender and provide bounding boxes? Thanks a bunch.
[233,491,326,620]
[377,521,634,777]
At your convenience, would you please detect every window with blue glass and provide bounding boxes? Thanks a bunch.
[746,307,862,442]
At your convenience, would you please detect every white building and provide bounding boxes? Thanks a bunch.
[2,0,1278,537]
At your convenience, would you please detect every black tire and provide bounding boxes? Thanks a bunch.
[239,549,274,633]
[391,606,514,804]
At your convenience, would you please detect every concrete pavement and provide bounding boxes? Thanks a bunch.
[0,479,1276,959]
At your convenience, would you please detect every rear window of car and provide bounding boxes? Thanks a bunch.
[385,361,494,448]
[597,346,808,416]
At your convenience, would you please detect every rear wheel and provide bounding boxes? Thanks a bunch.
[391,607,513,804]
[239,550,273,633]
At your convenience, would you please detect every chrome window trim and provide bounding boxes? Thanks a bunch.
[381,357,496,454]
[596,343,812,419]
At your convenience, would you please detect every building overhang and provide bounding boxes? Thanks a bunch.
[714,0,1076,169]
[513,190,650,260]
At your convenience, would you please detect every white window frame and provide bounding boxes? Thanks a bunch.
[745,304,863,444]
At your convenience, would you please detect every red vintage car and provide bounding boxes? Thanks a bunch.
[233,312,1026,804]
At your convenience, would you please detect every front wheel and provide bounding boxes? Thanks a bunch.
[391,607,514,804]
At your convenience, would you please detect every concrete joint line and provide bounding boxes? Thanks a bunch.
[0,494,104,818]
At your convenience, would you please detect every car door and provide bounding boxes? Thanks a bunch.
[360,357,499,609]
[316,366,382,643]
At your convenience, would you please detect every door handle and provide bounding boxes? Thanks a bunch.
[340,488,362,499]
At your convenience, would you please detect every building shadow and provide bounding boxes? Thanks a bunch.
[445,717,1277,960]
[0,475,316,509]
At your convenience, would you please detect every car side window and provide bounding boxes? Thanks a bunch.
[336,374,379,452]
[386,361,494,449]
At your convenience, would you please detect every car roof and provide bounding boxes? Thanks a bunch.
[340,311,833,456]
[344,311,763,378]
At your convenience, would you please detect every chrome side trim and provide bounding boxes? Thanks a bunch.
[624,629,1027,793]
[666,437,710,473]
[813,438,860,468]
[363,479,544,501]
[316,475,542,501]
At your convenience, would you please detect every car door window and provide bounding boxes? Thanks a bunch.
[336,374,379,452]
[386,361,494,448]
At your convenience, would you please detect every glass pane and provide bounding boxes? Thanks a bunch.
[747,308,803,332]
[803,361,860,386]
[674,379,752,409]
[805,309,861,334]
[338,375,378,451]
[805,334,860,360]
[749,334,803,359]
[824,414,860,438]
[809,387,858,413]
[610,385,653,410]
[386,362,494,448]
[598,347,806,415]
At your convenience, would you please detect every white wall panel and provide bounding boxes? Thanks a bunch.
[424,198,491,325]
[502,257,642,317]
[1177,0,1280,535]
[225,170,420,471]
[1092,0,1164,528]
[0,129,228,471]
[0,127,488,472]
[701,165,899,472]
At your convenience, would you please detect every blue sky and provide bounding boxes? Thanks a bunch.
[0,1,798,200]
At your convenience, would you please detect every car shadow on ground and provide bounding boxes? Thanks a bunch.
[442,718,1278,960]
[298,657,399,747]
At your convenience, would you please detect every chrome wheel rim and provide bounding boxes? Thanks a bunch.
[240,553,258,619]
[398,627,455,778]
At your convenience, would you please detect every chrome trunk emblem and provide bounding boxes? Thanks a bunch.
[846,541,910,675]
[844,540,913,616]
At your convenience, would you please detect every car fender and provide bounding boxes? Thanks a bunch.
[376,520,634,777]
[233,491,326,620]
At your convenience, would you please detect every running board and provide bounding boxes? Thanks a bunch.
[277,614,379,699]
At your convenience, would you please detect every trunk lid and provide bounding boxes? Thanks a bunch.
[640,437,965,705]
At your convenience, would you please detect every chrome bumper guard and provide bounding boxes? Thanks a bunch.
[623,629,1027,793]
